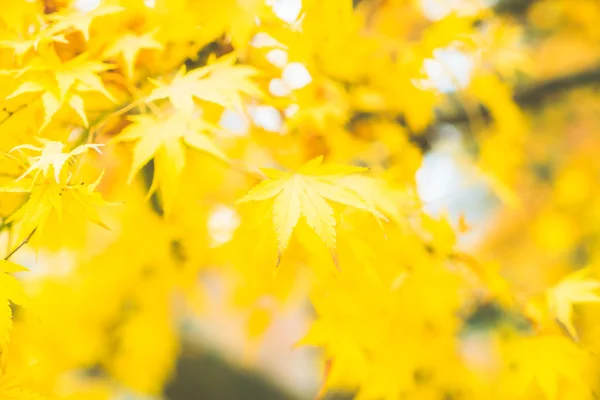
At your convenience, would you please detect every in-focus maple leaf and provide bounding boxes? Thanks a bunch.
[235,156,387,268]
[104,31,163,78]
[9,138,103,184]
[0,260,28,349]
[45,5,124,41]
[58,170,114,230]
[112,111,228,214]
[0,172,113,241]
[146,54,263,113]
[547,268,600,339]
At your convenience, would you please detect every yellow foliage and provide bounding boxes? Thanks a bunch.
[235,156,386,267]
[0,1,597,399]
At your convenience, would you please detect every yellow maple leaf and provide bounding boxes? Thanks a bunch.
[9,138,103,184]
[0,172,112,242]
[225,0,270,50]
[146,54,263,113]
[0,22,67,59]
[235,156,387,267]
[112,111,228,214]
[23,52,115,102]
[547,268,600,339]
[340,174,419,224]
[0,260,28,349]
[45,5,124,41]
[0,369,45,400]
[8,69,112,129]
[503,335,590,400]
[104,31,164,79]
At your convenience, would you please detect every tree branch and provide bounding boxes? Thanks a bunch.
[347,64,600,151]
[514,66,600,106]
[493,0,539,15]
[437,64,600,126]
[164,350,302,400]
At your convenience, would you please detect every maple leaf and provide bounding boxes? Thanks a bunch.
[504,335,589,400]
[0,370,45,400]
[546,268,600,339]
[340,174,419,223]
[146,54,263,113]
[104,31,164,78]
[0,260,28,349]
[58,170,114,230]
[9,138,103,185]
[0,172,113,242]
[235,156,387,267]
[24,53,115,101]
[225,0,271,49]
[7,63,113,128]
[112,111,228,214]
[0,23,68,59]
[45,5,124,41]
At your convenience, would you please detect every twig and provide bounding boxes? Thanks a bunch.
[86,98,144,144]
[4,228,36,261]
[0,103,29,128]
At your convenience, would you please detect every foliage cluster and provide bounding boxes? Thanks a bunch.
[1,0,600,399]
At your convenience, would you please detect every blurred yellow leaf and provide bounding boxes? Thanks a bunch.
[147,54,262,113]
[547,268,600,339]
